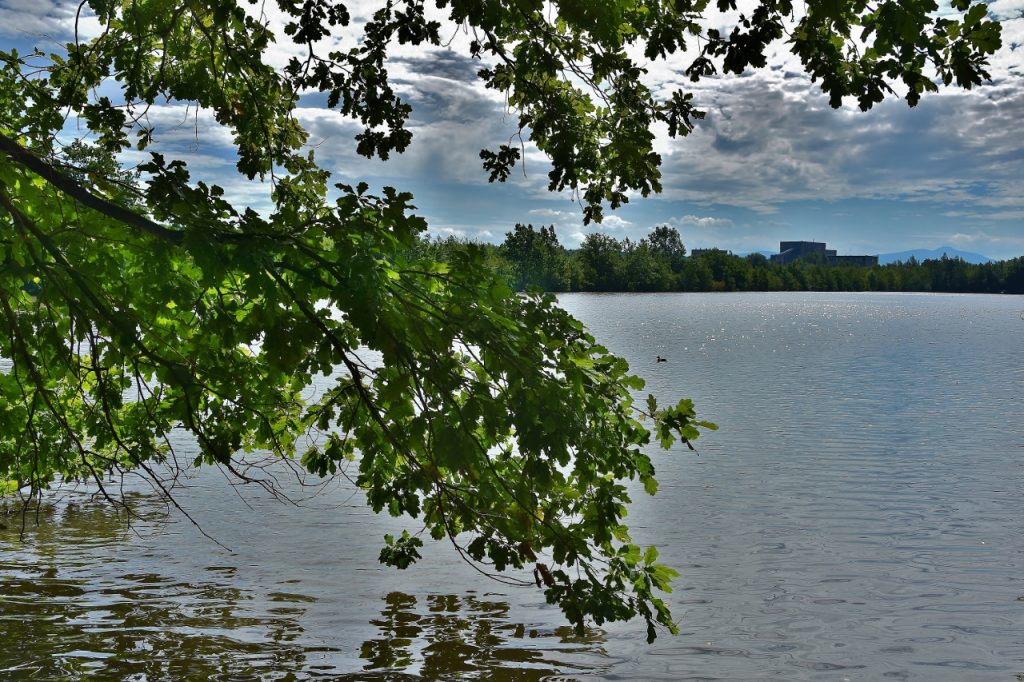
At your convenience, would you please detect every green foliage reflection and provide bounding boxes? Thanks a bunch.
[358,592,607,680]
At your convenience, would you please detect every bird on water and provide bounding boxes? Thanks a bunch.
[656,356,667,362]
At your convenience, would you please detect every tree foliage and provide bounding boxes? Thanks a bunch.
[501,223,573,291]
[494,228,1024,294]
[0,0,1003,639]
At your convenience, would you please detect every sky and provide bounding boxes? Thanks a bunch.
[1,0,1023,259]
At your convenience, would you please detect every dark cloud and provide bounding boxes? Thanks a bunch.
[391,49,483,84]
[710,131,764,155]
[658,72,1024,214]
[395,76,500,125]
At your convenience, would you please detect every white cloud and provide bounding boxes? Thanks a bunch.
[948,230,1024,248]
[600,215,633,230]
[567,231,587,247]
[670,214,734,228]
[0,0,75,38]
[528,208,575,220]
[432,225,496,241]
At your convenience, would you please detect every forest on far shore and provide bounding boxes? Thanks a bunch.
[416,224,1024,295]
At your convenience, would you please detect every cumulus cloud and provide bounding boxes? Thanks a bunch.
[600,215,633,230]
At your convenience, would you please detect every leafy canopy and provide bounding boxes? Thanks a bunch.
[0,0,1001,640]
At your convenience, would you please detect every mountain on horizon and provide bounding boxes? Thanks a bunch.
[877,246,994,265]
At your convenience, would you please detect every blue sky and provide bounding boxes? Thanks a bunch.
[2,0,1023,259]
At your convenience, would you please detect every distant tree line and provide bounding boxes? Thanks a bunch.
[413,224,1024,295]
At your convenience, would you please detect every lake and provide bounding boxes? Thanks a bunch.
[2,292,1022,680]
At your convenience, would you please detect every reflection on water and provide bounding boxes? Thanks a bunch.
[0,495,314,679]
[1,495,607,680]
[354,592,605,680]
[0,567,312,679]
[4,293,1024,680]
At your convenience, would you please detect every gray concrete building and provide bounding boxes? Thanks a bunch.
[770,241,877,266]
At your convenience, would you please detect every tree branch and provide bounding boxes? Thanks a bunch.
[0,132,186,244]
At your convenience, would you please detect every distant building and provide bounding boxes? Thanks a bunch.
[770,241,877,266]
[833,255,879,267]
[771,241,831,264]
[690,248,731,257]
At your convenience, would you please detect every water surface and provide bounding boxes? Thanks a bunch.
[561,292,1023,680]
[2,292,1022,679]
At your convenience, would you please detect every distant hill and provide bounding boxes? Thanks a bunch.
[877,246,994,265]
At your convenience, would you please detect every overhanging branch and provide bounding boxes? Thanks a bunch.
[0,133,185,244]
